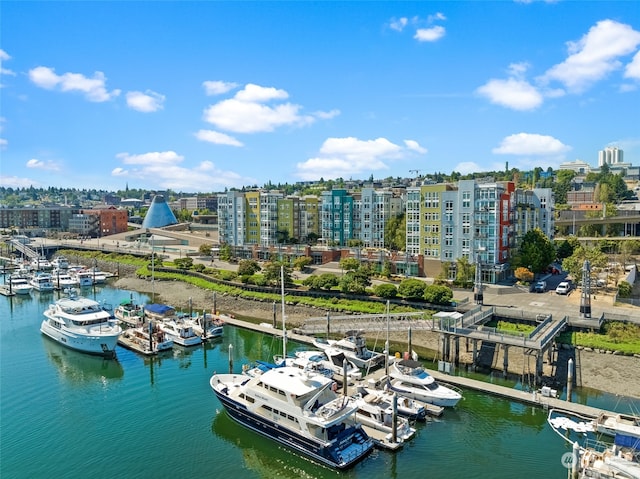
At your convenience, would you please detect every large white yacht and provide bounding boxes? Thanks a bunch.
[40,289,122,357]
[8,274,34,295]
[210,366,374,469]
[388,359,462,407]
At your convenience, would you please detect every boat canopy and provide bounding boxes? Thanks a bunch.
[144,304,176,316]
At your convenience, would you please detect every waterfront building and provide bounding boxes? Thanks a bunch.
[0,205,78,235]
[352,187,394,248]
[217,191,247,246]
[320,189,354,246]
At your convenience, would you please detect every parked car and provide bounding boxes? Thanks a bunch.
[555,281,571,295]
[534,281,547,293]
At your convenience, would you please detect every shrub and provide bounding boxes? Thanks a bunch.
[424,284,453,305]
[618,281,632,298]
[373,283,398,298]
[398,278,426,300]
[193,263,205,273]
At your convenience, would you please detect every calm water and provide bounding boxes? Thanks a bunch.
[1,284,638,479]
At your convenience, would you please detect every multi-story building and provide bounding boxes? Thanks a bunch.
[353,187,394,248]
[0,206,79,234]
[277,196,300,243]
[217,191,246,246]
[84,207,129,236]
[320,189,354,246]
[598,147,623,167]
[408,179,552,283]
[299,195,320,243]
[259,191,283,246]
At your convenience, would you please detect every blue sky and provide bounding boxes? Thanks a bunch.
[1,1,639,193]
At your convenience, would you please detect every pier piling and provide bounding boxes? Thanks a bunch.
[503,345,509,378]
[567,358,574,402]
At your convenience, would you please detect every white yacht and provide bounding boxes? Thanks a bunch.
[51,256,69,269]
[388,359,462,407]
[293,349,362,383]
[8,275,34,295]
[159,318,202,346]
[186,312,224,340]
[274,352,335,379]
[30,257,53,271]
[40,289,122,357]
[30,272,55,292]
[351,392,416,450]
[73,270,94,287]
[210,366,374,469]
[53,271,77,289]
[355,382,428,421]
[313,331,385,370]
[114,299,145,327]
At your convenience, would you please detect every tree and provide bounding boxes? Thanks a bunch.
[384,213,406,251]
[219,244,232,261]
[198,243,212,256]
[561,245,608,282]
[454,256,475,288]
[514,266,534,283]
[423,284,453,305]
[618,281,632,298]
[347,238,364,248]
[339,271,369,294]
[514,228,556,273]
[293,256,312,271]
[305,232,319,245]
[237,259,261,276]
[398,278,426,300]
[261,261,293,287]
[373,283,398,298]
[556,238,578,260]
[339,257,360,272]
[173,257,193,270]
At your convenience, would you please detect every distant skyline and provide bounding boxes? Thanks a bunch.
[1,1,639,193]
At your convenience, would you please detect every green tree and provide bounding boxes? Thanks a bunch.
[454,256,475,288]
[237,259,261,276]
[617,281,632,298]
[261,261,293,287]
[293,256,312,271]
[198,243,212,256]
[339,257,360,272]
[398,278,426,300]
[219,244,232,261]
[513,228,556,273]
[384,213,406,251]
[423,284,453,305]
[562,245,608,282]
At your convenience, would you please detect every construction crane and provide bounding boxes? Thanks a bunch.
[409,169,421,177]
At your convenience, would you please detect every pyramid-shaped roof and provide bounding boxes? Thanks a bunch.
[142,195,178,228]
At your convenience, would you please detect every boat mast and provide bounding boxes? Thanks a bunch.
[281,265,286,359]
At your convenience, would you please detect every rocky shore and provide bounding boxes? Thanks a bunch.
[114,275,640,400]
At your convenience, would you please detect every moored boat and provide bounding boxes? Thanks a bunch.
[313,330,385,370]
[118,322,173,355]
[594,412,640,440]
[388,359,462,407]
[30,272,55,292]
[210,366,374,469]
[8,274,34,295]
[40,289,122,357]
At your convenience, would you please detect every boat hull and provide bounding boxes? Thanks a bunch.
[40,320,120,357]
[212,385,372,470]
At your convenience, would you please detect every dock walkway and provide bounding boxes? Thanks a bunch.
[222,316,612,420]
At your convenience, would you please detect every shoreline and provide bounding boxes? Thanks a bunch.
[113,275,640,400]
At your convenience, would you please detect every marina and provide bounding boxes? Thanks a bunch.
[1,283,639,478]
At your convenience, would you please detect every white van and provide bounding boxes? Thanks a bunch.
[555,282,571,295]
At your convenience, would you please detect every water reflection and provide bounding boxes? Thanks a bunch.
[43,336,124,384]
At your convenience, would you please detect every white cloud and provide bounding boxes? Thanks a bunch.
[313,109,341,120]
[195,129,244,147]
[203,80,239,96]
[427,12,446,23]
[404,139,427,154]
[389,17,408,32]
[0,138,7,148]
[453,162,482,175]
[28,66,121,102]
[624,50,640,80]
[295,136,424,181]
[26,158,61,171]
[116,150,183,165]
[112,150,255,191]
[235,83,289,103]
[126,90,165,112]
[0,49,15,77]
[414,26,446,42]
[0,175,40,187]
[541,19,640,93]
[476,78,544,110]
[492,133,571,156]
[203,83,317,134]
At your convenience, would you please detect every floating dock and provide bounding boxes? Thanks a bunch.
[222,316,616,420]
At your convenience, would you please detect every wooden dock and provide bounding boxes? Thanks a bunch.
[222,316,612,420]
[0,285,16,296]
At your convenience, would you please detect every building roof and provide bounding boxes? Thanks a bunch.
[141,195,178,228]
